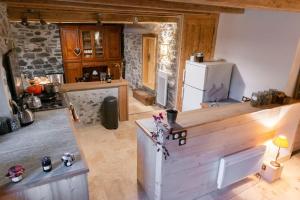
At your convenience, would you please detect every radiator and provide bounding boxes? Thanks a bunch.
[217,145,266,189]
[156,70,168,106]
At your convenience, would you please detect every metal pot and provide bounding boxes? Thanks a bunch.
[26,94,42,109]
[10,100,34,126]
[44,83,60,94]
[46,73,64,84]
[19,108,34,126]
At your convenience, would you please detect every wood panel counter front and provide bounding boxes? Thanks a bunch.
[136,102,300,200]
[61,79,128,121]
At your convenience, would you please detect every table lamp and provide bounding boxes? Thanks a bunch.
[271,135,289,167]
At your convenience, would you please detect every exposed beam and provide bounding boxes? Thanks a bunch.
[7,7,179,23]
[3,0,244,14]
[162,0,300,13]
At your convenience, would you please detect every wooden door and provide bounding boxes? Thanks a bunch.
[142,35,157,90]
[105,26,121,60]
[64,62,82,83]
[176,14,219,111]
[60,26,81,61]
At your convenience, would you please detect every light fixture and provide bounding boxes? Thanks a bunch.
[133,16,138,24]
[21,16,29,26]
[270,135,289,167]
[96,13,102,27]
[39,12,47,25]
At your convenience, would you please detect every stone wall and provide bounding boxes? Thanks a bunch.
[124,33,142,89]
[157,23,178,108]
[10,22,63,77]
[0,2,12,117]
[67,88,118,128]
[123,23,178,108]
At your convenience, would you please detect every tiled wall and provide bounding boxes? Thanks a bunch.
[123,23,178,108]
[0,2,12,117]
[67,88,118,128]
[10,22,63,77]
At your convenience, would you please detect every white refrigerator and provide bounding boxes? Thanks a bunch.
[182,61,233,112]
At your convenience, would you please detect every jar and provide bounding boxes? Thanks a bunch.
[41,156,52,172]
[195,52,204,62]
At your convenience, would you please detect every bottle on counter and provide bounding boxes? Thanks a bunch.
[106,68,112,83]
[41,156,52,172]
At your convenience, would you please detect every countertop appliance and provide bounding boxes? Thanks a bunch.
[182,61,233,112]
[33,93,67,112]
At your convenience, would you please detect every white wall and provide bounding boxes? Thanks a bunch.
[215,9,300,100]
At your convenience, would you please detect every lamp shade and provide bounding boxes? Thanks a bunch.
[272,135,289,148]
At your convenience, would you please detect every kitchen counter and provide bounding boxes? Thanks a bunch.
[136,102,267,137]
[61,79,129,123]
[136,102,300,200]
[0,109,89,197]
[60,79,128,92]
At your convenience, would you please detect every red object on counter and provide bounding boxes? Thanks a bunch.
[6,165,25,178]
[26,84,43,95]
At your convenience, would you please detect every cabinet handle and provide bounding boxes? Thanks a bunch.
[74,48,81,56]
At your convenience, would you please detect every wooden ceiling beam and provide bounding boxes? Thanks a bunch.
[7,8,179,23]
[161,0,300,13]
[3,0,244,14]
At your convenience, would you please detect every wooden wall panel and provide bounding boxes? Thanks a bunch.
[176,14,219,111]
[118,85,129,121]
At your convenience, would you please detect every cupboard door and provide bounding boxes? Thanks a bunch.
[60,27,81,61]
[64,62,82,83]
[81,30,94,59]
[108,63,121,80]
[94,30,104,59]
[105,27,121,60]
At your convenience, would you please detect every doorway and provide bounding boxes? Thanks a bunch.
[142,34,157,90]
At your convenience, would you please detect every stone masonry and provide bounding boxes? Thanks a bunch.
[124,23,178,108]
[10,22,63,77]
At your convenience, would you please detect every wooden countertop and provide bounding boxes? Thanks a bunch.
[60,79,128,92]
[135,102,290,138]
[0,109,89,195]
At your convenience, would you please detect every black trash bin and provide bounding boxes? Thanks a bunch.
[101,96,118,129]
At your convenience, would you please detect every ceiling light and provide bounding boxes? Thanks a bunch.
[96,13,102,27]
[39,12,47,25]
[21,16,29,26]
[40,18,47,25]
[133,16,138,24]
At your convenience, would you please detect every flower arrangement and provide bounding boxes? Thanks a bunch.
[151,112,170,160]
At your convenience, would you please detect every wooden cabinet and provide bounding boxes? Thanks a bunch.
[60,26,81,62]
[64,62,82,83]
[60,25,122,83]
[105,26,121,60]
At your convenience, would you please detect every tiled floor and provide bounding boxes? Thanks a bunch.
[74,93,300,200]
[128,88,160,115]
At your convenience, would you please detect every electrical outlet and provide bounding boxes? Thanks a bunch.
[179,138,186,146]
[172,130,187,140]
[172,133,180,140]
